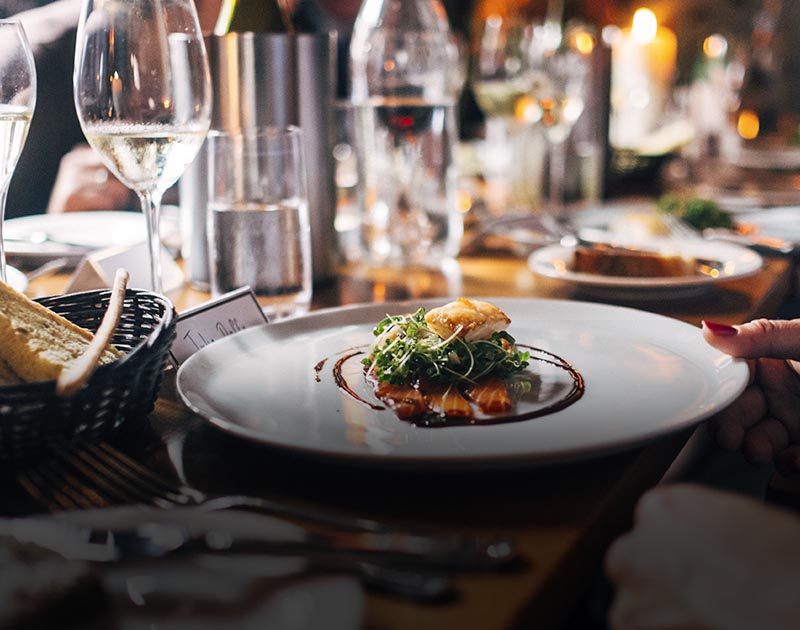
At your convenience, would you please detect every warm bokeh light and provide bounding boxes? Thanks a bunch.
[737,110,760,139]
[602,24,622,46]
[631,8,658,45]
[573,31,595,55]
[515,94,541,124]
[457,189,473,214]
[703,34,728,59]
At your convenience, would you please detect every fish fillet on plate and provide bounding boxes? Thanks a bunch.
[424,298,511,342]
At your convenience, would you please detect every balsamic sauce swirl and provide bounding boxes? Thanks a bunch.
[325,344,584,428]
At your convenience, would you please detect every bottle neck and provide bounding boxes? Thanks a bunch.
[213,0,294,36]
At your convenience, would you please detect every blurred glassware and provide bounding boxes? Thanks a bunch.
[472,15,535,123]
[0,20,35,284]
[724,0,800,168]
[529,21,590,215]
[74,0,212,294]
[470,14,547,215]
[349,0,463,267]
[207,127,312,320]
[331,101,362,263]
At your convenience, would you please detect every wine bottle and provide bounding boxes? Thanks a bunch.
[213,0,294,35]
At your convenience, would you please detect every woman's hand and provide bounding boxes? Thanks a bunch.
[605,484,800,630]
[46,144,132,214]
[702,319,800,475]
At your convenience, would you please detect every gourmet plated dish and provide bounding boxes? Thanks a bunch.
[572,244,699,278]
[0,279,120,384]
[325,298,584,427]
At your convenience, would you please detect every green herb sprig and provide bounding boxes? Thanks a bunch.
[656,194,734,231]
[363,307,530,385]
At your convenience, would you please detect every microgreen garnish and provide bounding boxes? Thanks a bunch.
[363,307,530,384]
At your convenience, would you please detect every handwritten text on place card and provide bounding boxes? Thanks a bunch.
[170,286,268,365]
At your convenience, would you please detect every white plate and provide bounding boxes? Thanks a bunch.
[529,238,763,301]
[5,265,27,293]
[734,206,800,244]
[4,209,179,261]
[177,298,749,468]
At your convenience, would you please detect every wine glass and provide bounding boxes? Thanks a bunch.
[471,15,543,214]
[472,15,535,125]
[528,23,591,215]
[0,20,36,284]
[74,0,211,294]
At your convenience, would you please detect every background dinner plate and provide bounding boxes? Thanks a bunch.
[732,206,800,244]
[529,238,763,301]
[4,209,180,262]
[177,298,748,468]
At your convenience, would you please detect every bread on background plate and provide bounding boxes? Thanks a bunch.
[0,280,121,384]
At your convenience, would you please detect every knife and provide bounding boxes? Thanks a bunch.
[1,507,516,570]
[0,516,456,602]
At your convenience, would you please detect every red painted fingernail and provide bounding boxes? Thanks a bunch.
[703,321,738,336]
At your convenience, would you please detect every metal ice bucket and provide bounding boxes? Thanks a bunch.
[180,32,337,287]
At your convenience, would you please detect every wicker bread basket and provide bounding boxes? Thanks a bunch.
[0,288,176,460]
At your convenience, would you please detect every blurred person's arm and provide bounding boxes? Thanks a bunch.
[46,145,132,214]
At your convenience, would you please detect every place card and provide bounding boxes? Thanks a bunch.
[66,241,184,293]
[169,286,269,366]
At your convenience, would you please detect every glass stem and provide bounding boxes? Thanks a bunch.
[0,182,9,284]
[548,138,567,216]
[137,189,164,294]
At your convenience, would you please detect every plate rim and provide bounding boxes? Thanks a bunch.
[177,297,750,469]
[4,208,180,256]
[528,238,763,290]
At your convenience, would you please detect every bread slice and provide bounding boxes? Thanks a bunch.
[0,280,122,383]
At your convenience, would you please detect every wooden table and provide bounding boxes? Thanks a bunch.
[17,253,797,629]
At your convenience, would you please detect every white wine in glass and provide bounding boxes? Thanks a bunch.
[74,0,212,294]
[0,20,36,284]
[529,24,590,214]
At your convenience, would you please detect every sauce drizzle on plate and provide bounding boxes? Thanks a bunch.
[325,344,585,428]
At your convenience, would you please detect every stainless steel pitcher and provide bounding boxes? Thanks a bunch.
[180,32,337,287]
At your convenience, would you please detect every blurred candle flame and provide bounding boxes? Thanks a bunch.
[631,8,658,45]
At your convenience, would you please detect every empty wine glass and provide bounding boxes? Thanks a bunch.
[472,15,552,214]
[472,15,534,125]
[0,20,36,283]
[528,23,591,215]
[74,0,211,294]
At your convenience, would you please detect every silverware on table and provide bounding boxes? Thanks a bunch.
[1,512,455,602]
[17,440,516,571]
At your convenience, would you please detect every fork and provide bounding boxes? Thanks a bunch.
[660,213,702,240]
[17,440,515,569]
[20,440,386,532]
[15,470,458,603]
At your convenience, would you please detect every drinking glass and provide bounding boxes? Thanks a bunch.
[472,15,552,214]
[74,0,211,294]
[206,127,312,320]
[0,20,36,283]
[472,15,535,124]
[529,24,590,214]
[472,15,535,179]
